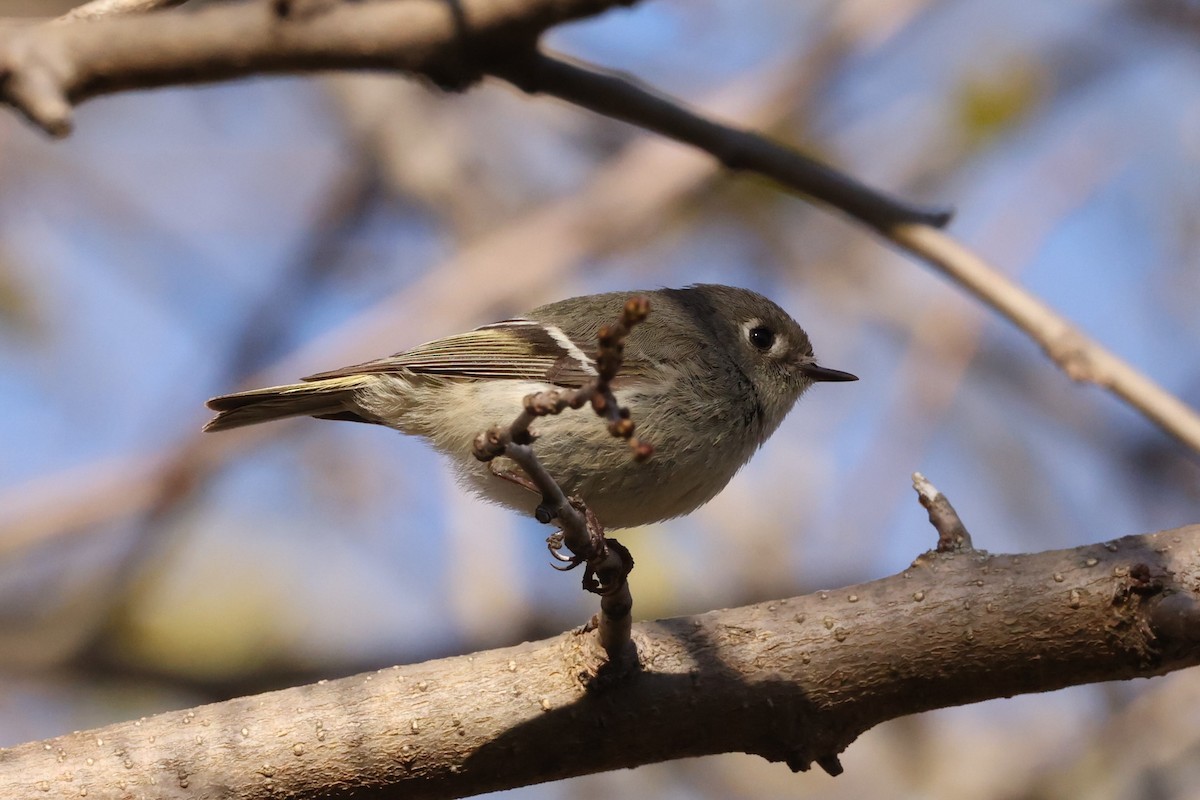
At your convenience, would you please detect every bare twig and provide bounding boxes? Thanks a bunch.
[911,472,972,552]
[472,297,651,660]
[481,296,653,461]
[891,224,1200,454]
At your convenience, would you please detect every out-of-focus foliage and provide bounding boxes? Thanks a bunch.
[956,65,1044,149]
[0,0,1198,798]
[0,254,41,336]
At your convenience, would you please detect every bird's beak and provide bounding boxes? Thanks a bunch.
[800,363,858,382]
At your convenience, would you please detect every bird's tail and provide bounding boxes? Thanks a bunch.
[204,375,377,432]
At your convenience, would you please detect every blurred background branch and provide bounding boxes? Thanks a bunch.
[893,223,1200,452]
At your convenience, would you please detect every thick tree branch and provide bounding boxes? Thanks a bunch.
[1,524,1197,798]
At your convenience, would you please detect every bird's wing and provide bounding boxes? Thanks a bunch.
[302,319,608,386]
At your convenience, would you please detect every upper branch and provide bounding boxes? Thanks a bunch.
[0,0,631,134]
[0,0,948,232]
[486,51,1200,455]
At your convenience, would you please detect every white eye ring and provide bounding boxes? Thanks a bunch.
[741,318,788,357]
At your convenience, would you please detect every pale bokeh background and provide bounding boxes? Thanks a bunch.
[2,1,1199,797]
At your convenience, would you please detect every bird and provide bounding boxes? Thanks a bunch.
[204,284,857,528]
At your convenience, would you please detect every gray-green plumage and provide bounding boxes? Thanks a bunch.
[205,284,856,528]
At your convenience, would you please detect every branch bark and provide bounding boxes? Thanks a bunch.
[0,0,624,135]
[1,525,1198,799]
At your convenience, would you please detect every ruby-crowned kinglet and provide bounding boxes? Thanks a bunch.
[205,284,856,528]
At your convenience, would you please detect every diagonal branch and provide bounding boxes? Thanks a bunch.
[491,50,1200,456]
[0,0,946,237]
[890,224,1200,454]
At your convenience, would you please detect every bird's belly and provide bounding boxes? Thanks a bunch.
[405,379,760,529]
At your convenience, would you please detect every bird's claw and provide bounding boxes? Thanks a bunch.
[547,532,585,570]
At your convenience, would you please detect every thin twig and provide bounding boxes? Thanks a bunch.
[472,297,651,660]
[489,296,653,460]
[911,472,972,552]
[891,225,1200,454]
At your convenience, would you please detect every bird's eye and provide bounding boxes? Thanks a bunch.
[747,325,775,351]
